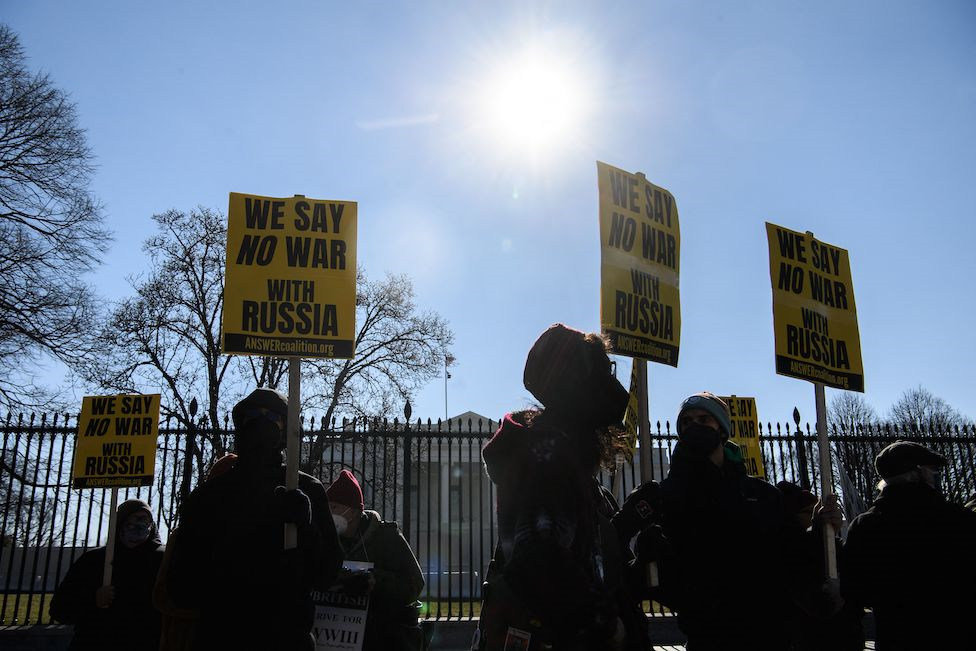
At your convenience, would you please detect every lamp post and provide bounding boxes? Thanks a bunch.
[444,353,455,421]
[403,399,413,540]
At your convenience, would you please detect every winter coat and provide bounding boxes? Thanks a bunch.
[336,510,425,651]
[784,528,864,651]
[167,462,343,651]
[152,528,198,651]
[657,443,801,651]
[49,502,165,651]
[841,481,976,650]
[478,411,651,651]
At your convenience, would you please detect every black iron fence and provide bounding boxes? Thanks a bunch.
[1,411,974,625]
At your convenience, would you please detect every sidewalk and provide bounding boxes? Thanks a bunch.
[0,620,879,650]
[424,618,879,651]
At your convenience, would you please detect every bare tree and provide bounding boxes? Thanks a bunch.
[302,270,454,472]
[78,207,454,484]
[886,387,974,504]
[76,207,236,488]
[828,392,877,433]
[0,25,109,410]
[888,386,968,434]
[81,208,229,426]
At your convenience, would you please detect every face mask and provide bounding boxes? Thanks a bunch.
[595,378,629,428]
[332,514,348,535]
[122,521,152,546]
[236,418,282,458]
[921,467,943,492]
[679,422,723,457]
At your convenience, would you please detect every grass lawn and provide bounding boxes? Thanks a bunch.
[1,594,670,626]
[1,592,55,625]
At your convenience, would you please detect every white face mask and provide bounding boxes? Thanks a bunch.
[332,514,348,535]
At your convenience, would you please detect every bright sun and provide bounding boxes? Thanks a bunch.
[472,46,593,159]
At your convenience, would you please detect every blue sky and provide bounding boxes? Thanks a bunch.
[5,1,975,427]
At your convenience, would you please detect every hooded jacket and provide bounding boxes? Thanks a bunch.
[479,411,648,650]
[50,499,165,651]
[842,481,976,650]
[334,509,425,651]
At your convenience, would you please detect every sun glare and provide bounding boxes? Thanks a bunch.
[473,46,593,159]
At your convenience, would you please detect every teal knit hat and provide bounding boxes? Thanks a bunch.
[677,392,732,438]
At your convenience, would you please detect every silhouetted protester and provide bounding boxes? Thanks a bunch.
[611,480,673,607]
[654,392,809,651]
[167,388,343,651]
[842,441,976,650]
[777,481,863,651]
[50,498,164,651]
[324,469,425,651]
[152,453,238,651]
[476,324,650,651]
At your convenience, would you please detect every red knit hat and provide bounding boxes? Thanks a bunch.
[776,480,819,513]
[327,470,364,511]
[207,453,238,481]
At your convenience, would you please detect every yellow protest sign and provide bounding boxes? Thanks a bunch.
[222,192,358,359]
[766,223,863,391]
[598,162,680,366]
[72,395,160,489]
[720,395,766,479]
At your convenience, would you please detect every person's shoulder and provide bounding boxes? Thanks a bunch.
[745,475,784,501]
[79,545,108,561]
[298,470,327,495]
[846,507,883,536]
[943,500,976,527]
[188,471,229,499]
[69,546,107,571]
[363,509,392,531]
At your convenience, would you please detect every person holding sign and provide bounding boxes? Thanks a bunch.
[167,388,343,651]
[776,481,863,651]
[842,441,976,650]
[50,498,164,651]
[653,393,839,651]
[153,453,239,651]
[322,469,425,651]
[476,324,650,651]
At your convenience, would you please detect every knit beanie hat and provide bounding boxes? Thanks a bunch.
[207,453,238,481]
[232,388,288,430]
[676,392,732,438]
[327,469,364,511]
[874,441,946,479]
